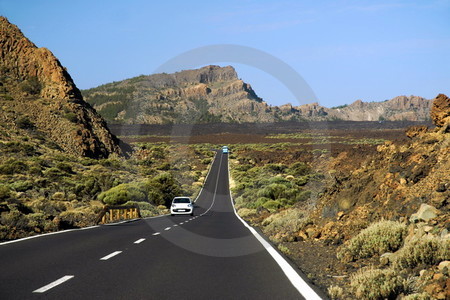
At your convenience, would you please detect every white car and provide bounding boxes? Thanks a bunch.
[170,197,194,216]
[222,146,228,154]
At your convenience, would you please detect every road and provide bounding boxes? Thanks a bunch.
[0,151,324,299]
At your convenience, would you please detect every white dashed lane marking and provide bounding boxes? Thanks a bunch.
[100,251,122,261]
[134,238,145,244]
[152,232,160,236]
[164,227,171,231]
[33,275,74,293]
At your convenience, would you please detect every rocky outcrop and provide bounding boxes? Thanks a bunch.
[430,94,450,127]
[83,64,434,124]
[84,65,274,124]
[0,16,81,99]
[0,17,125,158]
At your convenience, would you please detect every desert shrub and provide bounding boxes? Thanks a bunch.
[263,208,309,235]
[64,112,78,123]
[59,209,96,228]
[402,293,431,300]
[237,208,257,218]
[263,200,281,212]
[287,162,310,176]
[201,158,212,165]
[0,206,29,231]
[145,173,181,207]
[98,183,146,206]
[56,162,74,174]
[124,201,158,218]
[350,267,405,300]
[9,180,33,192]
[0,141,36,155]
[0,184,11,200]
[391,236,450,269]
[16,116,35,129]
[337,220,407,262]
[0,159,28,174]
[44,167,66,179]
[264,163,288,173]
[26,213,46,229]
[327,285,344,300]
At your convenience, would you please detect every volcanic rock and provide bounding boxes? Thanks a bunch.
[0,17,126,158]
[431,93,450,127]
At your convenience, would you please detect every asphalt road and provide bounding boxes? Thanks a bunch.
[0,152,324,299]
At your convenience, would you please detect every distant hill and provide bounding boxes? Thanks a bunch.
[0,16,125,158]
[83,66,432,125]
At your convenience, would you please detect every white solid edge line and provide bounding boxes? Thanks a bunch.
[100,251,122,261]
[227,157,322,300]
[134,238,146,244]
[33,275,74,293]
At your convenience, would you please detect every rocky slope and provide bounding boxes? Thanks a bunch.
[83,65,432,124]
[295,93,450,299]
[83,65,281,124]
[0,16,125,158]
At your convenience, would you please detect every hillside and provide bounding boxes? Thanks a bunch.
[83,65,432,124]
[0,16,125,158]
[230,93,450,299]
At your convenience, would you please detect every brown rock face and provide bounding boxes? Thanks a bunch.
[430,94,450,127]
[0,16,81,99]
[0,17,125,158]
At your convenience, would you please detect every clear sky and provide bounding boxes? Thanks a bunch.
[1,0,449,107]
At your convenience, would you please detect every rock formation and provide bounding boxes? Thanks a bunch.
[84,65,433,124]
[0,17,126,158]
[430,93,450,127]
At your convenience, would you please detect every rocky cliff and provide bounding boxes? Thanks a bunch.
[0,17,125,158]
[83,65,433,124]
[83,65,280,124]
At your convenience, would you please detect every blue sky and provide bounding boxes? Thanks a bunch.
[1,0,449,107]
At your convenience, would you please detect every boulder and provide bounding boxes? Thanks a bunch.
[410,204,439,222]
[430,94,450,127]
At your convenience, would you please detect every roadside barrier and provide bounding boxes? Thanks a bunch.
[96,205,141,224]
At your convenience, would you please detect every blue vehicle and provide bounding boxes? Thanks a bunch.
[222,146,228,154]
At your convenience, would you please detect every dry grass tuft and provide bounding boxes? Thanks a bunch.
[391,235,450,269]
[350,267,405,300]
[337,220,407,262]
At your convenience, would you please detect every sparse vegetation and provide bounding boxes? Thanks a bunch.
[337,220,407,262]
[350,267,405,300]
[391,236,450,269]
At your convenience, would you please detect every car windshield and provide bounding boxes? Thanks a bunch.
[173,198,190,204]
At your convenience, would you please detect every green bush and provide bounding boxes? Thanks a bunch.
[263,208,309,235]
[145,173,182,207]
[0,159,29,174]
[337,220,407,262]
[9,180,33,192]
[288,162,310,176]
[350,267,405,300]
[56,162,74,174]
[391,236,450,269]
[64,112,78,123]
[98,183,146,205]
[0,184,11,200]
[263,200,281,211]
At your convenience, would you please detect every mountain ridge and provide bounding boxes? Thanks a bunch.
[83,65,432,124]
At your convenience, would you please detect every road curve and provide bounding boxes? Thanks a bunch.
[0,151,325,299]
